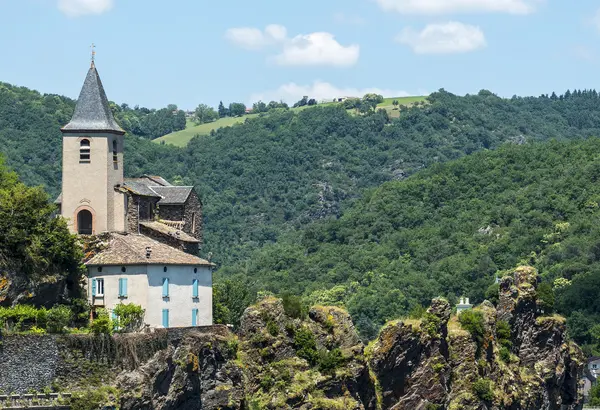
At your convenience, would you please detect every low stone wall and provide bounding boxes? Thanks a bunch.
[0,335,59,394]
[0,326,228,394]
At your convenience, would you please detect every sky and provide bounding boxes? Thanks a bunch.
[0,0,600,110]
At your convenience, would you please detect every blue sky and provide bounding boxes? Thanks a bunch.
[0,0,599,109]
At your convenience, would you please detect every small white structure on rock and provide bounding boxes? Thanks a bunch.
[456,297,473,315]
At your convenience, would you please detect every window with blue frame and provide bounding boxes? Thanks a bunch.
[91,278,104,296]
[118,278,128,298]
[192,279,199,298]
[162,309,169,328]
[162,277,169,297]
[192,308,198,326]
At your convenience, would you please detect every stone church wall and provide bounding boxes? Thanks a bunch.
[126,194,160,233]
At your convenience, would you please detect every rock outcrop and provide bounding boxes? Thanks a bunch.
[15,265,579,410]
[368,266,584,410]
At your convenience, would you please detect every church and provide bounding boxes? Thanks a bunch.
[55,60,213,328]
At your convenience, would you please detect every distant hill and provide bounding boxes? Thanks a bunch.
[154,96,427,147]
[218,138,600,344]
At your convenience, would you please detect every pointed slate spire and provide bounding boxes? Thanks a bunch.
[62,64,125,135]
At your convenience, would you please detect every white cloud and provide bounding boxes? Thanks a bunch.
[226,25,359,67]
[396,22,486,54]
[249,81,412,104]
[225,24,287,50]
[274,33,359,67]
[58,0,113,17]
[375,0,539,15]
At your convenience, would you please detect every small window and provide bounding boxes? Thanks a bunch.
[194,268,198,273]
[97,266,103,272]
[121,266,126,273]
[162,309,169,328]
[192,308,198,327]
[118,278,128,298]
[163,266,168,273]
[192,279,199,298]
[112,140,118,162]
[92,278,105,297]
[191,212,196,233]
[80,139,91,162]
[594,364,598,369]
[162,277,169,297]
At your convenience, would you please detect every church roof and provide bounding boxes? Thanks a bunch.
[152,186,194,205]
[122,177,194,205]
[139,221,200,243]
[62,63,125,135]
[85,232,213,267]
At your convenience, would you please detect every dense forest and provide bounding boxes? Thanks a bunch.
[5,80,600,347]
[217,139,600,347]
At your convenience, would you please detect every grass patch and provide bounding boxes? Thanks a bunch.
[155,96,428,146]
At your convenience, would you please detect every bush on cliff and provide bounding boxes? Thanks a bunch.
[459,310,485,354]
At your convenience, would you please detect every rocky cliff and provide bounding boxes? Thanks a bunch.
[111,266,583,410]
[2,266,581,410]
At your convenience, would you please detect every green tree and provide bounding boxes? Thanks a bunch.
[218,101,227,117]
[194,103,218,124]
[229,102,246,117]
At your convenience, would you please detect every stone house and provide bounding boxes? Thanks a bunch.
[55,60,213,328]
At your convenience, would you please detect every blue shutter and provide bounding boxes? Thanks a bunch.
[162,278,169,297]
[118,279,123,297]
[91,279,97,296]
[111,311,117,321]
[192,279,199,298]
[192,309,198,326]
[122,278,128,297]
[162,309,169,328]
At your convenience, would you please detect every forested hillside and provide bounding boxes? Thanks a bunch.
[216,139,600,346]
[5,85,600,268]
[5,81,600,347]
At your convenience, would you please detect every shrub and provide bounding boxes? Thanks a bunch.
[266,320,279,337]
[281,293,307,319]
[472,378,494,402]
[112,303,144,332]
[293,326,318,365]
[69,386,120,410]
[318,348,343,375]
[46,306,72,333]
[90,309,113,335]
[496,320,512,349]
[485,283,499,306]
[459,310,485,353]
[499,347,511,363]
[421,312,441,337]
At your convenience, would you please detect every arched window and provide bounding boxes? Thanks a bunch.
[77,209,93,235]
[80,139,90,162]
[112,140,118,162]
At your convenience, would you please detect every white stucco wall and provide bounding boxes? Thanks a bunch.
[146,265,212,328]
[87,264,212,328]
[87,265,149,310]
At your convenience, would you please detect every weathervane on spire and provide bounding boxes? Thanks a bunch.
[91,43,96,67]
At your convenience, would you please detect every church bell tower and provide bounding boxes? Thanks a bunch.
[60,58,126,235]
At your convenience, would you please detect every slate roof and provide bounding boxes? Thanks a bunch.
[62,63,125,135]
[122,179,161,198]
[85,232,212,266]
[140,221,200,243]
[152,186,194,205]
[122,176,193,204]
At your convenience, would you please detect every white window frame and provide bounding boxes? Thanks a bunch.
[96,278,105,297]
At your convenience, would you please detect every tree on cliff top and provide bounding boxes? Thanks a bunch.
[0,155,82,306]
